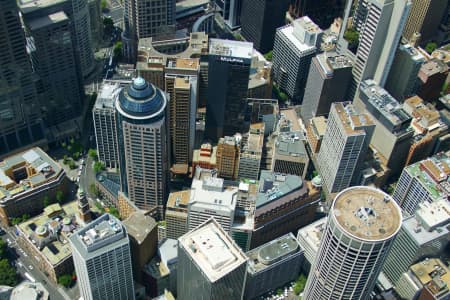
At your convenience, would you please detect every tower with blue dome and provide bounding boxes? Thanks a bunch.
[115,77,169,219]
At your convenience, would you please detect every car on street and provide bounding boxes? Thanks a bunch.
[29,265,33,270]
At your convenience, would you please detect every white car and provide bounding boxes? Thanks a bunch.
[17,262,23,268]
[29,265,33,270]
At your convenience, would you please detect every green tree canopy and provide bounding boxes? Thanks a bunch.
[425,42,437,54]
[344,27,359,51]
[0,259,18,286]
[108,206,120,219]
[56,190,64,204]
[264,51,273,61]
[293,274,307,295]
[0,239,6,259]
[93,161,105,173]
[88,149,98,161]
[58,274,72,287]
[113,41,123,59]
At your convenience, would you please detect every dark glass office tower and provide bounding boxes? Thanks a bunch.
[22,11,84,126]
[288,0,345,29]
[0,0,46,156]
[241,0,290,54]
[205,39,252,142]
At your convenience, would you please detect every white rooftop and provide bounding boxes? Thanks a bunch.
[415,199,450,231]
[279,25,317,53]
[209,39,253,59]
[180,219,247,282]
[190,178,237,210]
[95,82,122,109]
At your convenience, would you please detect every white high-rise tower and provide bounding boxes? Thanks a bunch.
[303,186,402,300]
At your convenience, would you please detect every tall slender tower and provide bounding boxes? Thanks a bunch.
[21,10,84,126]
[0,0,46,156]
[339,0,411,98]
[205,39,252,141]
[316,102,374,193]
[122,0,176,62]
[116,77,169,219]
[70,214,135,300]
[303,186,402,300]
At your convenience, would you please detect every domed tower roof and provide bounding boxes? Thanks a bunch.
[116,77,167,121]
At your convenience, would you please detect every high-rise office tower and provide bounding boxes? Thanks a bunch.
[216,135,241,180]
[69,214,135,300]
[19,0,95,78]
[240,0,290,54]
[214,0,243,29]
[303,186,402,300]
[116,77,169,219]
[382,199,450,286]
[238,123,264,180]
[0,0,46,156]
[301,52,353,122]
[177,218,248,300]
[354,80,413,178]
[272,17,323,103]
[316,102,375,193]
[165,58,199,174]
[392,151,449,216]
[21,10,84,127]
[340,0,411,98]
[384,43,426,101]
[288,0,346,29]
[402,0,448,43]
[205,39,252,141]
[187,176,237,232]
[122,0,176,62]
[165,190,190,240]
[417,58,449,103]
[93,81,122,169]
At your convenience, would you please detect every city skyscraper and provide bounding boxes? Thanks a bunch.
[69,214,135,300]
[165,58,199,174]
[272,17,323,103]
[382,199,450,286]
[122,0,176,62]
[0,0,46,156]
[392,151,449,215]
[317,102,375,193]
[288,0,346,29]
[240,0,290,54]
[205,39,252,141]
[384,43,426,101]
[339,0,411,97]
[354,80,413,178]
[301,52,353,122]
[177,218,248,300]
[93,81,122,169]
[303,186,402,300]
[402,0,448,43]
[116,77,169,219]
[19,0,95,78]
[214,0,243,29]
[21,9,84,127]
[187,175,237,232]
[216,135,241,180]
